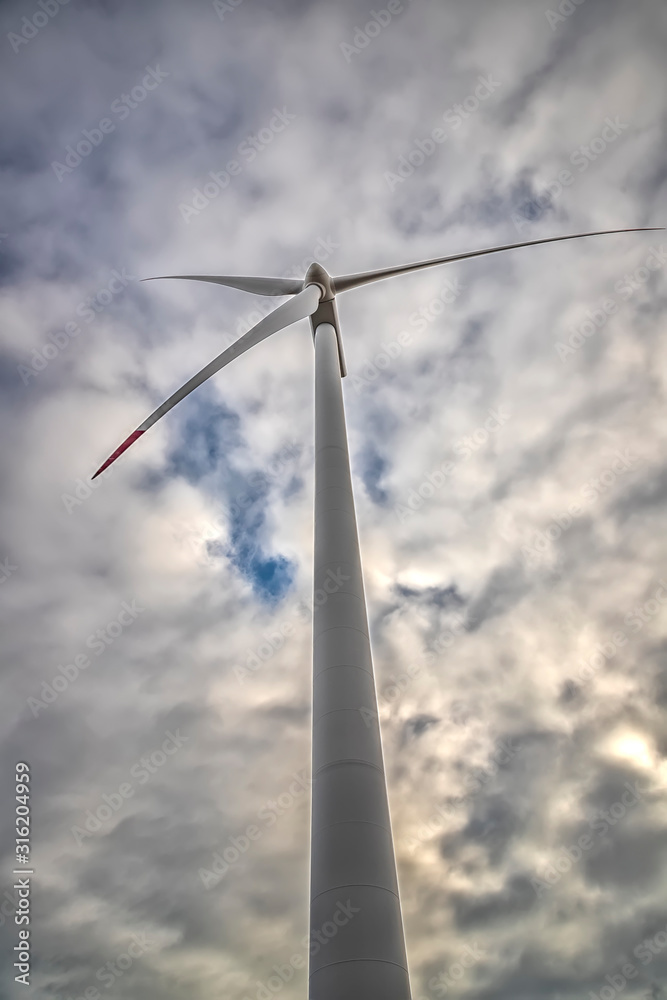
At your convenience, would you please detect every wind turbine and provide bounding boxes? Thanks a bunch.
[93,226,660,1000]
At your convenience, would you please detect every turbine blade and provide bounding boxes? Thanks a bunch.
[141,274,303,296]
[332,227,664,294]
[92,283,322,479]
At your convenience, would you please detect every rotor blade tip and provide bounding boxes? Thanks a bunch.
[92,429,145,481]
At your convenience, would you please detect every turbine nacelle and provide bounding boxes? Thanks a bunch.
[304,261,336,301]
[304,262,346,376]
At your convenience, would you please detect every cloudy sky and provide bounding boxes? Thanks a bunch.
[1,0,667,997]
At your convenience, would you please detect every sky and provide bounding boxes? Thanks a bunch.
[1,0,666,998]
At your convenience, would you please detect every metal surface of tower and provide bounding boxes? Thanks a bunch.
[309,322,411,1000]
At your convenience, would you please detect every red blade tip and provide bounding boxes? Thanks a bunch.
[92,429,145,480]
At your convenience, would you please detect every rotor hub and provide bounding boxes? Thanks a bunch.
[304,262,335,301]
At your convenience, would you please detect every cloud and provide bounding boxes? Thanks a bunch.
[1,0,666,998]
